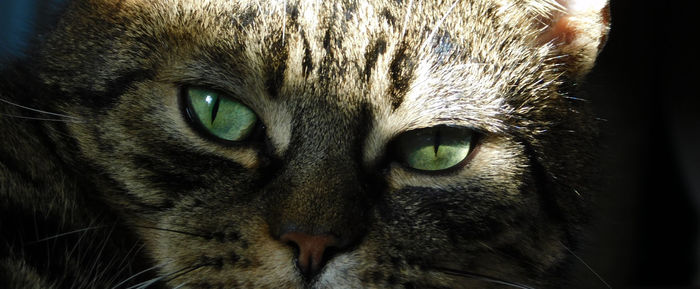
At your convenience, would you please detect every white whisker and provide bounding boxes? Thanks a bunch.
[124,263,211,289]
[0,113,85,123]
[28,226,106,244]
[0,98,81,120]
[103,242,146,287]
[126,275,167,289]
[562,243,613,289]
[85,224,117,285]
[435,267,536,289]
[111,262,171,289]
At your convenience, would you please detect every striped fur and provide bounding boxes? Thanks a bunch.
[1,0,609,288]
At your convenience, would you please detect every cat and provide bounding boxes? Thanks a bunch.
[0,0,610,288]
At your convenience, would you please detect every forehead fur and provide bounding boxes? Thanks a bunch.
[45,0,565,112]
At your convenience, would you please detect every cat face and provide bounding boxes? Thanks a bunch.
[34,0,609,287]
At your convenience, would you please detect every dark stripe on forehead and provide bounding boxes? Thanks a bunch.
[387,42,413,110]
[287,2,299,23]
[300,30,313,78]
[363,36,387,82]
[318,22,347,86]
[318,28,335,82]
[263,34,289,99]
[380,8,397,27]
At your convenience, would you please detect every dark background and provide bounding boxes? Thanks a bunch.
[2,1,699,288]
[583,1,700,288]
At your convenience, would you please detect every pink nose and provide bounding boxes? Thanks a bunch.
[279,231,339,278]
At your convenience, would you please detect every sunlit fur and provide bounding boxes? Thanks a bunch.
[1,0,609,288]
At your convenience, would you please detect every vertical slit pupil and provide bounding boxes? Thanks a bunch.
[211,95,221,125]
[433,129,441,156]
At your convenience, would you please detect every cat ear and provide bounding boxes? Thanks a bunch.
[538,0,611,78]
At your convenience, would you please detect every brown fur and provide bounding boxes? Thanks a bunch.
[1,0,609,288]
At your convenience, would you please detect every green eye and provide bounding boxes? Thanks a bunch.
[185,87,258,141]
[394,126,474,171]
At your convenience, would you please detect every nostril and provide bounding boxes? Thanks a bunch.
[285,239,300,259]
[285,240,299,250]
[279,231,338,279]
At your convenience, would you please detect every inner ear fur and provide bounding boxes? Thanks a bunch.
[538,0,611,78]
